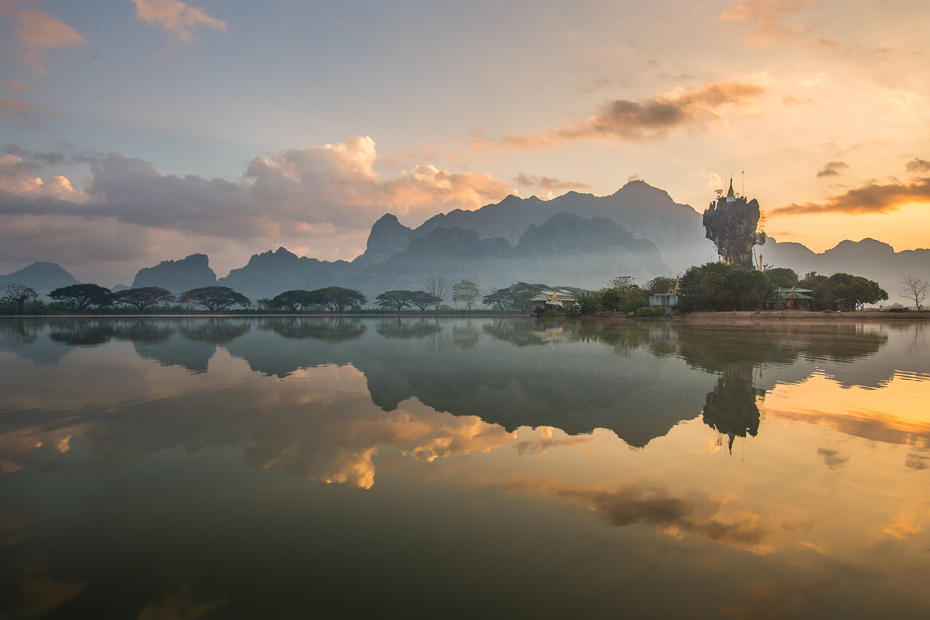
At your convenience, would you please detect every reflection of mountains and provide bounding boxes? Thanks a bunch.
[1,318,917,450]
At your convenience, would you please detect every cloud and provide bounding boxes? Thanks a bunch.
[772,178,930,215]
[6,7,86,74]
[905,158,930,175]
[130,0,226,55]
[0,138,513,268]
[513,173,591,200]
[0,97,46,127]
[816,161,849,177]
[721,0,836,48]
[3,79,36,92]
[0,154,84,200]
[476,80,766,151]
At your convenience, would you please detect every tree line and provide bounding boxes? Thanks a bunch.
[2,266,925,315]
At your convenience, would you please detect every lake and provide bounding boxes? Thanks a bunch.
[1,316,929,619]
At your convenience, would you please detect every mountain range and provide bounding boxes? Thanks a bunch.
[3,180,928,304]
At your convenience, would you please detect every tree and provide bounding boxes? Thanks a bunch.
[817,273,888,310]
[679,262,774,312]
[644,277,677,297]
[272,290,320,312]
[255,298,278,311]
[113,287,175,311]
[313,287,367,312]
[410,290,440,311]
[424,276,451,310]
[482,288,510,311]
[763,267,798,288]
[609,276,637,293]
[48,284,113,312]
[376,290,414,311]
[179,286,251,311]
[901,275,929,310]
[1,283,38,315]
[452,279,480,310]
[575,292,601,315]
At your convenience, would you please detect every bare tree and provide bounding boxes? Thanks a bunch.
[424,276,450,310]
[901,275,929,310]
[2,283,38,315]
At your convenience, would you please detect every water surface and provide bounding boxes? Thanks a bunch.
[1,317,929,618]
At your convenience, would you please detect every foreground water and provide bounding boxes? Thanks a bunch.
[1,316,928,619]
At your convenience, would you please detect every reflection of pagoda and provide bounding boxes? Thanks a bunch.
[702,178,765,270]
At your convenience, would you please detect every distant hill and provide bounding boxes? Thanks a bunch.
[0,262,80,295]
[412,180,716,272]
[200,212,669,302]
[352,213,416,268]
[352,213,669,298]
[759,237,930,300]
[218,247,354,300]
[131,254,217,295]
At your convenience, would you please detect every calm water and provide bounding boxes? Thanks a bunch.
[1,317,929,619]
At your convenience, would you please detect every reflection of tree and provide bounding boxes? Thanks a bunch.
[567,320,654,356]
[49,320,115,347]
[376,318,441,340]
[111,319,175,344]
[451,321,479,349]
[261,317,366,343]
[0,320,39,347]
[482,318,546,347]
[702,367,762,452]
[178,318,251,344]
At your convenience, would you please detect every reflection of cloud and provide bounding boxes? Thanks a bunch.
[816,161,848,177]
[474,80,766,151]
[137,581,227,620]
[513,426,592,455]
[10,557,86,618]
[131,0,226,56]
[488,476,768,551]
[882,510,925,540]
[772,177,930,215]
[764,375,930,447]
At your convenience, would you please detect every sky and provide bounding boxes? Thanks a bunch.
[1,0,928,285]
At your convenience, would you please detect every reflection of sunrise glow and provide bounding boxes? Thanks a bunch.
[762,371,930,446]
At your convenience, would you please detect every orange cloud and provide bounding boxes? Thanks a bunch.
[477,80,766,151]
[906,158,930,175]
[3,79,37,92]
[773,178,930,215]
[4,6,85,74]
[816,161,848,177]
[131,0,226,55]
[0,154,85,200]
[0,97,50,127]
[13,7,85,47]
[513,173,592,200]
[721,0,836,47]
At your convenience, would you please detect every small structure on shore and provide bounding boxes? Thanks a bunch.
[649,278,681,313]
[529,289,575,312]
[767,285,815,311]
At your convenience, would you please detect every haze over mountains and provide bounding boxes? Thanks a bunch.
[3,180,928,303]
